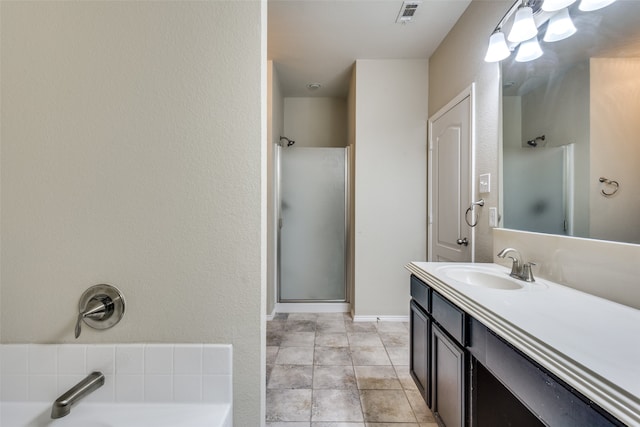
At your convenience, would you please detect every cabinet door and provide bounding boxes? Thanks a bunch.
[432,324,466,427]
[410,300,431,406]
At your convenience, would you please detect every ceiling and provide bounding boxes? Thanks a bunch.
[268,0,472,98]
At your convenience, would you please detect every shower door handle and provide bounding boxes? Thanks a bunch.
[456,237,469,246]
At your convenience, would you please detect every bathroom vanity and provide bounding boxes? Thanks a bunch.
[406,262,640,427]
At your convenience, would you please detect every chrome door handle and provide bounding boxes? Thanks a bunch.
[456,237,468,246]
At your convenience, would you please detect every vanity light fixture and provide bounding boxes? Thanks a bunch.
[484,30,512,62]
[515,36,543,62]
[579,0,616,11]
[508,4,538,42]
[483,0,525,63]
[544,8,577,42]
[541,0,576,12]
[484,0,614,63]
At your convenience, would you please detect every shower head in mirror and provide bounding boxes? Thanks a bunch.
[526,135,546,147]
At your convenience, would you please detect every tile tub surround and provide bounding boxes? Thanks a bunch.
[266,312,437,426]
[0,344,232,404]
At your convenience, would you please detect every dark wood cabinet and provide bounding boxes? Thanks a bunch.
[432,323,466,427]
[410,275,467,426]
[469,318,620,427]
[410,299,431,404]
[409,274,622,427]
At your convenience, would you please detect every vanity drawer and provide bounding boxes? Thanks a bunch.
[432,291,466,345]
[411,275,431,313]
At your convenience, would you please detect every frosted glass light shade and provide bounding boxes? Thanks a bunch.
[484,31,511,62]
[542,0,576,12]
[544,8,577,42]
[579,0,616,11]
[508,6,538,43]
[516,36,543,62]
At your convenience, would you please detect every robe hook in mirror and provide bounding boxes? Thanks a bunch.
[599,177,619,197]
[279,136,295,147]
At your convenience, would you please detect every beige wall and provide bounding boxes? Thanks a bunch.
[284,97,348,147]
[353,59,428,318]
[502,96,522,150]
[267,61,284,316]
[0,2,265,424]
[590,58,640,244]
[428,0,511,262]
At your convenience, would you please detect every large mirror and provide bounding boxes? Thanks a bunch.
[501,1,640,245]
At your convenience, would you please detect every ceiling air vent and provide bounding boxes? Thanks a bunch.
[396,1,422,24]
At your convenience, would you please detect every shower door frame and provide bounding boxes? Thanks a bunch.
[275,146,350,304]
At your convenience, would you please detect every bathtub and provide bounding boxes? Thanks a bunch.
[0,402,232,427]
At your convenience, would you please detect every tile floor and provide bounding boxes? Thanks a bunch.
[266,312,437,427]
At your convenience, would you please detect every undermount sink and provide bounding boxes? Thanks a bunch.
[436,265,525,290]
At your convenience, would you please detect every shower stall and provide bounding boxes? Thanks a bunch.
[274,144,349,308]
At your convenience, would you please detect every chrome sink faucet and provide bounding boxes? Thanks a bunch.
[51,371,104,419]
[497,248,536,282]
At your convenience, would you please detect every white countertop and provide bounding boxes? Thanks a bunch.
[406,262,640,427]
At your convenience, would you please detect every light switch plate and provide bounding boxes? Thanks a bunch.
[479,173,491,193]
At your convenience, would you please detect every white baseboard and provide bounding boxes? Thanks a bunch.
[352,315,409,322]
[265,306,277,321]
[275,302,351,313]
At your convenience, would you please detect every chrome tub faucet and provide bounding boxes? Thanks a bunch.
[51,371,105,419]
[497,248,536,282]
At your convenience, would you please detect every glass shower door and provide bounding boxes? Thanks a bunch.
[278,147,346,302]
[503,145,573,235]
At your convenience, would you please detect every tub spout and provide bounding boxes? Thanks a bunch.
[51,371,105,419]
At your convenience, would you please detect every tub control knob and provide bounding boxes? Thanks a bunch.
[75,284,125,339]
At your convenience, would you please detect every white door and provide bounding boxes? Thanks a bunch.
[429,90,473,262]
